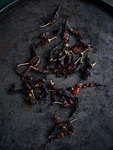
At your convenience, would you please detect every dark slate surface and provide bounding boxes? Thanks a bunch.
[0,0,113,150]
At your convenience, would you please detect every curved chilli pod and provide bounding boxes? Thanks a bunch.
[67,20,83,40]
[40,5,60,28]
[48,110,78,141]
[17,56,40,77]
[79,54,98,80]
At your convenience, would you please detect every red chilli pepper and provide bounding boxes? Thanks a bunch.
[54,110,61,124]
[72,45,84,54]
[35,36,57,48]
[56,131,67,138]
[67,20,83,40]
[72,83,83,97]
[82,82,106,88]
[40,5,60,28]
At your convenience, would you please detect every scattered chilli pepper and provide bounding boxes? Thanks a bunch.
[52,93,78,117]
[82,82,106,88]
[49,42,62,62]
[72,46,90,57]
[10,84,36,104]
[48,125,75,140]
[67,20,83,40]
[30,66,51,74]
[30,46,89,76]
[53,100,73,108]
[40,28,61,39]
[49,132,67,139]
[48,111,77,141]
[54,110,61,124]
[53,97,78,107]
[24,59,40,75]
[9,7,106,142]
[57,48,89,75]
[72,42,86,54]
[17,56,40,68]
[72,45,83,54]
[79,55,98,80]
[10,74,47,105]
[17,56,40,76]
[58,89,76,101]
[58,45,73,68]
[40,5,60,28]
[35,36,57,48]
[52,60,80,75]
[50,51,84,76]
[30,55,81,76]
[24,76,45,90]
[71,42,92,55]
[72,83,83,97]
[51,46,90,76]
[59,53,73,68]
[55,111,78,126]
[23,89,36,104]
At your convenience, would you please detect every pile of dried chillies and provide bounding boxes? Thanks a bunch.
[9,5,106,142]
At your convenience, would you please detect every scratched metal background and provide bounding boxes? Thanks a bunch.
[0,0,113,150]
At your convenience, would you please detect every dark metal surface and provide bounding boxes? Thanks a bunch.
[102,0,113,7]
[0,0,113,150]
[0,0,18,13]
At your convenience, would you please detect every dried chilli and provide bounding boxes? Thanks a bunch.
[48,110,77,141]
[67,20,83,40]
[72,83,83,97]
[17,56,40,76]
[9,5,106,142]
[40,5,60,28]
[35,36,57,48]
[40,28,61,39]
[79,55,98,80]
[82,82,106,88]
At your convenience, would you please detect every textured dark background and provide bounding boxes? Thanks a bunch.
[0,0,113,150]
